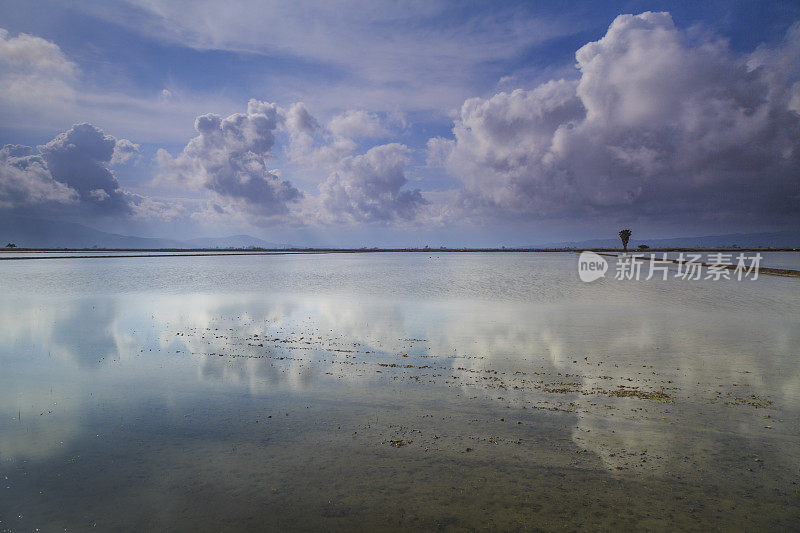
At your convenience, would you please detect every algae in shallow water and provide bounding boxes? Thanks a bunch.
[607,386,674,403]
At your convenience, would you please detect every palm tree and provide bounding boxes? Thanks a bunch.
[618,229,632,253]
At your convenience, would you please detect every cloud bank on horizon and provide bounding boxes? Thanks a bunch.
[0,3,798,244]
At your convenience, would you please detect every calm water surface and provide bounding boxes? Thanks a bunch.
[1,253,798,531]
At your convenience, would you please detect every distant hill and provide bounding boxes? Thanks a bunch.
[183,235,284,249]
[536,231,800,249]
[2,214,798,250]
[0,215,286,249]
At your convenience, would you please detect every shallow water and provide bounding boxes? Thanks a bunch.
[1,253,798,530]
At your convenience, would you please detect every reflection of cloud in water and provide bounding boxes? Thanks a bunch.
[160,294,800,476]
[422,299,800,473]
[143,294,428,393]
[198,355,321,393]
[0,295,129,368]
[50,299,121,367]
[0,382,83,461]
[5,292,798,403]
[1,290,799,474]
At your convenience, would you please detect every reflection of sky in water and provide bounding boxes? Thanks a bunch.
[1,253,798,529]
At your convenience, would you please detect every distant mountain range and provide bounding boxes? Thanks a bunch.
[0,215,286,249]
[536,231,800,249]
[1,214,798,249]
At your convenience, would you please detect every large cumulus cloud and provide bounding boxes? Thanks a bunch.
[284,106,391,169]
[318,143,426,223]
[282,102,355,169]
[157,99,303,217]
[278,104,426,223]
[431,12,800,224]
[37,123,137,214]
[159,99,426,225]
[0,123,147,216]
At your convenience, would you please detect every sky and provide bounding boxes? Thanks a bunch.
[0,0,799,247]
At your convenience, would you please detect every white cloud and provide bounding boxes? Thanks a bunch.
[0,145,78,209]
[0,28,75,76]
[432,13,800,223]
[283,106,394,170]
[282,102,348,168]
[328,110,388,139]
[157,99,303,217]
[318,143,427,223]
[126,193,187,221]
[110,138,141,164]
[284,102,318,134]
[0,28,77,118]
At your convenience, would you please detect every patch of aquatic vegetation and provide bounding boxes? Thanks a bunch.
[725,394,773,408]
[710,389,774,408]
[543,382,581,394]
[605,386,674,403]
[167,326,790,422]
[541,383,674,403]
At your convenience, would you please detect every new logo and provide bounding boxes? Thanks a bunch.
[578,251,608,282]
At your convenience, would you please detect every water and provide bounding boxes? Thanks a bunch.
[1,253,798,530]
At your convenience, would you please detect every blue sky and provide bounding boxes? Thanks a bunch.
[1,0,799,246]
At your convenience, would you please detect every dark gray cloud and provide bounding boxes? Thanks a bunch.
[319,143,427,222]
[432,12,800,225]
[157,99,303,217]
[37,123,134,214]
[1,123,146,217]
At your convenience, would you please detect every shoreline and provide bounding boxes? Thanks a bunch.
[1,246,798,254]
[2,247,798,278]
